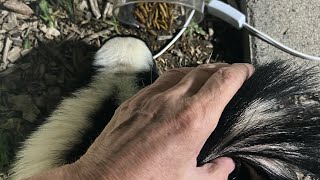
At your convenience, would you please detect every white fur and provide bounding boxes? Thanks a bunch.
[203,99,284,161]
[10,37,153,180]
[94,37,153,73]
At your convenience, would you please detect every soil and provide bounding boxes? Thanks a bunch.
[0,0,245,177]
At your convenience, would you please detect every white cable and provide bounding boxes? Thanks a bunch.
[243,23,320,61]
[153,9,195,59]
[207,0,320,61]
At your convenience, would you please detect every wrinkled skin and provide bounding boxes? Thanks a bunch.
[28,63,254,180]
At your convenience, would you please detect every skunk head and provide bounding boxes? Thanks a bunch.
[93,37,154,73]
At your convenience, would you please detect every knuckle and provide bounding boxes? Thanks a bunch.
[216,67,243,87]
[165,68,189,76]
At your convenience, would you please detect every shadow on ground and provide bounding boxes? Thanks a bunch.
[0,40,98,173]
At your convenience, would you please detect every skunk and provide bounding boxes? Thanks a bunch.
[9,37,320,180]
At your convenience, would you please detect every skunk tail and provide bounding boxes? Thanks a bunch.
[198,61,320,180]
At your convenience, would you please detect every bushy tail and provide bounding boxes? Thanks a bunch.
[9,37,155,180]
[198,61,320,179]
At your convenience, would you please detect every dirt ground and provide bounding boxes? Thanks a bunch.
[0,0,245,177]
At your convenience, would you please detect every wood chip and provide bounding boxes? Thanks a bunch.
[40,25,61,39]
[208,28,214,37]
[2,37,12,67]
[19,23,29,31]
[20,48,32,56]
[0,41,3,52]
[3,0,34,16]
[157,35,173,41]
[103,2,113,19]
[3,13,18,31]
[171,49,183,57]
[82,29,111,43]
[7,46,22,62]
[88,0,101,19]
[12,37,23,47]
[78,0,89,11]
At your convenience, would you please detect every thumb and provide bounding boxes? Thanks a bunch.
[200,157,236,180]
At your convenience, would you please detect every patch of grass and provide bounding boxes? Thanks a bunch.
[99,17,121,34]
[23,37,32,49]
[185,21,206,37]
[39,0,55,28]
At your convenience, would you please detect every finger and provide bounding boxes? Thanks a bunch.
[167,63,231,96]
[193,64,254,132]
[148,67,194,93]
[129,67,194,100]
[198,157,235,180]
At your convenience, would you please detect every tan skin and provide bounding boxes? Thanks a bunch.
[28,63,254,180]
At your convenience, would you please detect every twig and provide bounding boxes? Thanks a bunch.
[88,0,101,19]
[2,37,12,68]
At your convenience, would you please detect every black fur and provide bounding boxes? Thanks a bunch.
[58,61,320,179]
[198,61,320,179]
[63,60,320,179]
[11,39,320,180]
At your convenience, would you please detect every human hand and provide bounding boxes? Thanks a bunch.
[29,63,254,180]
[71,63,254,180]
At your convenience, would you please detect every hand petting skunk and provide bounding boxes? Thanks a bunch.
[10,37,320,180]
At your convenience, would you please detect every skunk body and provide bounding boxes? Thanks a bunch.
[9,37,320,180]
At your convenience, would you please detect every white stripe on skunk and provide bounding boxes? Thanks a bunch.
[9,37,154,180]
[10,37,320,180]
